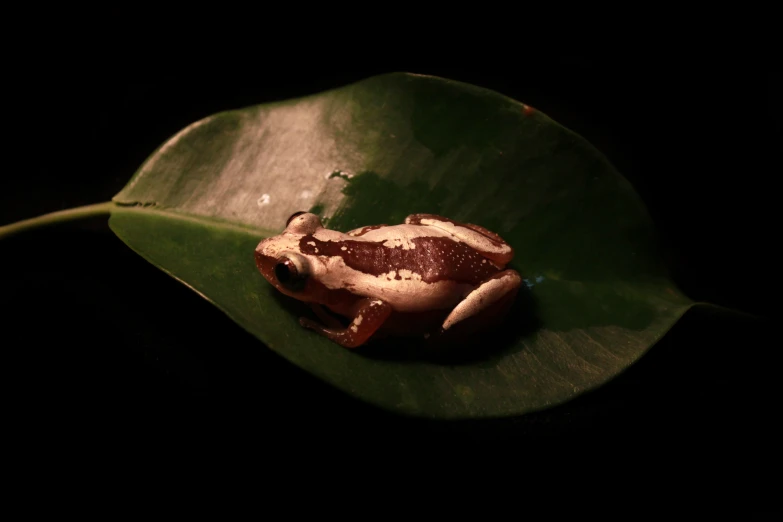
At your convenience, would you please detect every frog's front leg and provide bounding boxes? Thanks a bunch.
[309,303,345,329]
[299,298,393,348]
[441,270,522,331]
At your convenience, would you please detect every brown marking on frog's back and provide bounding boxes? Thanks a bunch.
[299,235,500,284]
[405,213,509,247]
[347,224,389,237]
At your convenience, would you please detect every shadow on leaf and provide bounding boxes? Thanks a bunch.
[368,282,541,366]
[269,279,542,366]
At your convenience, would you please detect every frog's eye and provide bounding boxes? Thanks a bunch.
[286,211,307,227]
[274,253,309,291]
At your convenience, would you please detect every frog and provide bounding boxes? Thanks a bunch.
[254,211,522,348]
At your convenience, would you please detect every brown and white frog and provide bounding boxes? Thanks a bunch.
[254,212,521,348]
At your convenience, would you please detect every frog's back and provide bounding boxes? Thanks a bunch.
[301,224,501,285]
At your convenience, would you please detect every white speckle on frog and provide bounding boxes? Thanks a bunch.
[350,325,358,333]
[299,190,312,199]
[341,246,347,251]
[257,194,271,206]
[397,269,422,281]
[307,241,316,246]
[382,237,416,250]
[355,315,363,325]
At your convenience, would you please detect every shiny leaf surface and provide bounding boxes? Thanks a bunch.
[108,73,693,419]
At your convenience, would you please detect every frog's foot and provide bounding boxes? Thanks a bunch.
[299,298,392,349]
[441,270,522,332]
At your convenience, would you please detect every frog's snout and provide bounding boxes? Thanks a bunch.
[254,240,277,283]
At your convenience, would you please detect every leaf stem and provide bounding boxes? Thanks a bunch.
[693,301,761,321]
[0,201,114,240]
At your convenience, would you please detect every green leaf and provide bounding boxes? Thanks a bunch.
[107,72,693,419]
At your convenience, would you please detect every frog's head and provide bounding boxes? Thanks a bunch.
[254,211,325,301]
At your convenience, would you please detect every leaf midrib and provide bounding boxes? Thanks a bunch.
[109,202,279,238]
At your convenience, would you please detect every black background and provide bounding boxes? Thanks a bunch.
[3,52,778,495]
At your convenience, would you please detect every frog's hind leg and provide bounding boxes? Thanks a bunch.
[300,298,393,349]
[441,270,522,332]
